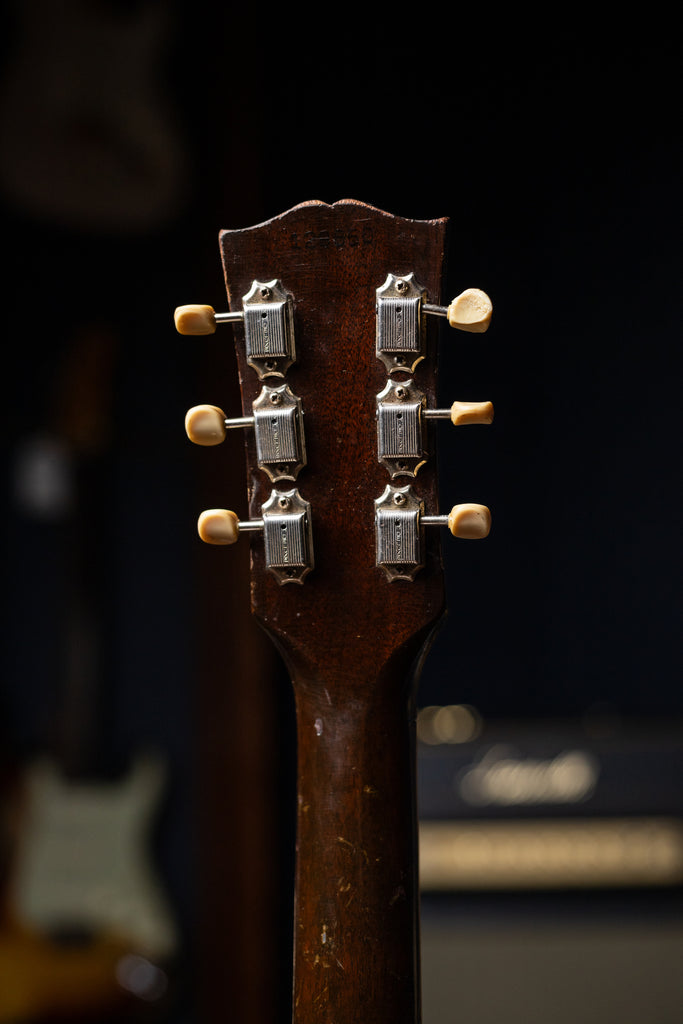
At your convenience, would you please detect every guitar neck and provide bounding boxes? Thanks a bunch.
[291,649,426,1024]
[219,202,446,1022]
[178,199,492,1024]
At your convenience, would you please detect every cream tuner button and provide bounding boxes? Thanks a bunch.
[185,405,227,445]
[375,486,491,581]
[447,400,494,426]
[423,288,492,334]
[445,288,493,333]
[196,492,313,584]
[423,398,494,426]
[173,281,294,380]
[421,502,492,539]
[174,304,218,335]
[197,509,265,546]
[174,303,243,335]
[197,509,241,545]
[446,503,491,539]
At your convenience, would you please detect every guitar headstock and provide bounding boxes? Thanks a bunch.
[176,199,492,695]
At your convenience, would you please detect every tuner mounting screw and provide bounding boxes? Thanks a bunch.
[393,493,406,506]
[196,489,313,584]
[259,286,271,298]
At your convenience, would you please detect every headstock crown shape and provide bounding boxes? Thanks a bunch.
[177,200,492,684]
[176,199,493,1024]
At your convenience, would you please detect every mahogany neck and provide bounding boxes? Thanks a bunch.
[214,200,451,1024]
[288,640,431,1024]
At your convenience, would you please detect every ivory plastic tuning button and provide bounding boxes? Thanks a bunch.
[423,399,494,426]
[174,304,241,335]
[174,279,295,378]
[185,383,306,482]
[185,404,231,445]
[197,509,261,545]
[375,484,491,581]
[423,288,493,334]
[376,380,493,478]
[196,489,314,585]
[376,274,493,373]
[423,503,492,539]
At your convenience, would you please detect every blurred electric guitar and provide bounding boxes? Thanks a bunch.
[2,324,175,1021]
[175,199,494,1024]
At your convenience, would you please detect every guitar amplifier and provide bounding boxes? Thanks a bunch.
[417,709,683,1024]
[417,708,683,891]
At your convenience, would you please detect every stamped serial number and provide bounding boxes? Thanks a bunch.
[290,225,374,250]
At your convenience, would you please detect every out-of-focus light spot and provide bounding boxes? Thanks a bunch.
[115,954,168,1002]
[417,705,482,745]
[458,747,600,806]
[12,435,74,519]
[419,817,683,889]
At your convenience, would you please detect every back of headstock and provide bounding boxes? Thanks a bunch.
[176,199,493,1024]
[178,199,491,696]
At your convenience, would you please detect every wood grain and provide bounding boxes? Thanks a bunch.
[218,199,449,1024]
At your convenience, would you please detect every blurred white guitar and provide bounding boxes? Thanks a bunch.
[13,752,176,959]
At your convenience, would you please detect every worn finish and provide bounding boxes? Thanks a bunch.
[218,200,448,1024]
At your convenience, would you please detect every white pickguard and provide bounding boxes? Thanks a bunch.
[12,755,177,959]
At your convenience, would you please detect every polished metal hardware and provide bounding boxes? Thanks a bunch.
[375,273,493,374]
[197,488,314,585]
[375,484,491,582]
[174,278,296,379]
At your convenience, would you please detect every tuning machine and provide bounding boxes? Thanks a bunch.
[185,383,306,482]
[175,279,296,378]
[376,379,493,478]
[375,484,490,582]
[375,273,492,374]
[197,489,314,585]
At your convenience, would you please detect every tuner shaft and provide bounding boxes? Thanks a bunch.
[197,490,314,585]
[422,399,494,426]
[376,382,493,478]
[375,486,491,581]
[174,279,296,378]
[423,503,491,539]
[423,288,492,333]
[376,275,492,373]
[185,383,307,482]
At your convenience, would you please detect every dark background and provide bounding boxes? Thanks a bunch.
[1,4,681,1023]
